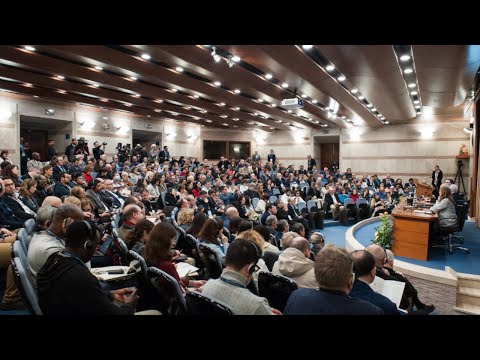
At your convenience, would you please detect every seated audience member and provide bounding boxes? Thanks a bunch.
[284,244,383,315]
[430,185,457,229]
[119,204,144,245]
[202,238,281,315]
[349,250,401,315]
[228,216,242,237]
[365,244,434,314]
[177,207,194,231]
[28,204,85,287]
[186,212,208,238]
[449,184,463,204]
[253,225,280,254]
[309,232,325,256]
[275,219,289,246]
[63,195,81,208]
[18,178,40,213]
[37,220,148,315]
[42,196,62,208]
[272,237,317,289]
[237,220,254,234]
[144,222,204,292]
[370,193,385,217]
[126,219,154,255]
[1,177,36,220]
[197,218,229,267]
[281,231,299,250]
[29,205,57,236]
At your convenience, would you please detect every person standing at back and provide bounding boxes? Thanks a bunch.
[46,139,57,161]
[431,165,443,198]
[267,149,276,164]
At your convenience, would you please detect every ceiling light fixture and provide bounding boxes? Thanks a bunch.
[302,45,313,50]
[141,53,151,60]
[234,89,241,94]
[175,66,184,72]
[326,65,335,72]
[282,83,288,88]
[265,74,273,80]
[214,81,221,86]
[94,66,103,71]
[24,45,36,51]
[403,68,413,74]
[210,46,221,62]
[400,54,411,61]
[130,76,137,81]
[337,75,346,82]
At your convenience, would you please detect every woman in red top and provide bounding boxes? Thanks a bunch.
[350,188,360,204]
[82,165,93,184]
[144,222,205,291]
[191,181,202,198]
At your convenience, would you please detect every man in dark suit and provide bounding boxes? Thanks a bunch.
[251,150,261,163]
[431,165,443,197]
[65,138,78,162]
[1,177,36,220]
[159,146,170,162]
[53,157,68,182]
[350,250,401,315]
[261,203,277,226]
[284,244,384,315]
[324,188,344,220]
[52,172,72,198]
[47,139,57,161]
[307,155,316,172]
[217,156,229,171]
[267,149,276,164]
[101,179,124,208]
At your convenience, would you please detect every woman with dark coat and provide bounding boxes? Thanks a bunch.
[431,165,443,197]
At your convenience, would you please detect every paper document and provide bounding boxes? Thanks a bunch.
[370,276,405,308]
[175,262,199,278]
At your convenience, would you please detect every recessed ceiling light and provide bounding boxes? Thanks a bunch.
[155,99,163,103]
[201,110,207,113]
[315,121,319,124]
[193,116,199,120]
[175,66,184,72]
[220,115,227,118]
[231,56,241,62]
[351,88,358,94]
[408,83,416,88]
[384,121,390,124]
[94,66,103,71]
[302,45,313,50]
[400,54,411,62]
[100,98,108,102]
[206,120,212,123]
[58,90,66,94]
[24,46,36,51]
[23,83,33,87]
[220,102,225,106]
[125,103,132,107]
[254,113,258,116]
[132,94,141,98]
[214,81,221,86]
[403,68,413,74]
[222,123,228,126]
[193,95,199,99]
[413,100,420,104]
[171,88,177,92]
[56,75,65,80]
[235,107,240,111]
[415,105,421,109]
[141,53,151,60]
[287,110,292,113]
[337,75,346,82]
[154,109,162,113]
[341,116,346,120]
[271,104,276,108]
[265,74,273,80]
[358,95,365,100]
[416,111,422,115]
[185,106,191,110]
[282,83,288,88]
[258,98,264,102]
[130,76,137,81]
[380,116,385,120]
[234,89,241,94]
[92,84,99,88]
[312,100,318,104]
[371,108,377,111]
[326,65,335,72]
[366,103,372,108]
[33,95,39,98]
[302,94,307,98]
[233,118,239,121]
[410,91,418,95]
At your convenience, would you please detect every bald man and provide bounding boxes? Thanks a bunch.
[42,196,62,208]
[272,237,317,289]
[28,204,85,287]
[365,244,434,314]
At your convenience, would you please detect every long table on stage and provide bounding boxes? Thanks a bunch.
[391,198,438,261]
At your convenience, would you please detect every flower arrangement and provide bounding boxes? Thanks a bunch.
[372,212,393,249]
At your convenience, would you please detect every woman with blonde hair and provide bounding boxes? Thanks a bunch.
[430,185,457,228]
[70,186,85,200]
[19,178,39,212]
[235,229,270,284]
[177,208,194,230]
[63,195,81,207]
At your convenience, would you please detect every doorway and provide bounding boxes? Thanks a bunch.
[132,129,162,155]
[314,135,340,171]
[20,115,72,161]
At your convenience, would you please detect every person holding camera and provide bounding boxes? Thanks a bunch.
[93,141,106,160]
[75,137,90,160]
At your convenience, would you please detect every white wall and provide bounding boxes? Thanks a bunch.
[341,122,471,191]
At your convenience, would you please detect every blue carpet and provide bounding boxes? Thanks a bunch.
[314,222,351,248]
[355,221,480,275]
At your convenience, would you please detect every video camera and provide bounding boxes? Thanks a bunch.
[457,160,463,168]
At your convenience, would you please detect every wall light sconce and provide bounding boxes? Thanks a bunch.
[0,109,12,120]
[117,126,130,133]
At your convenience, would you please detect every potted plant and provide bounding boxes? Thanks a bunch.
[372,212,393,249]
